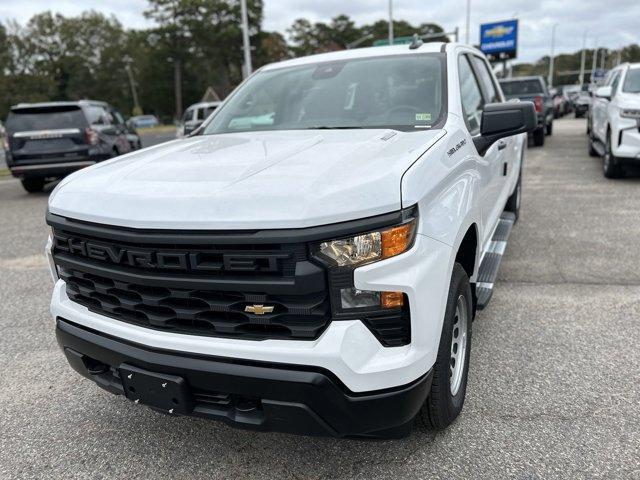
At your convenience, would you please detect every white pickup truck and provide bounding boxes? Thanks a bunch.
[46,41,535,438]
[589,62,640,178]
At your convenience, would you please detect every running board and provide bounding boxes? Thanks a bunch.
[476,211,516,310]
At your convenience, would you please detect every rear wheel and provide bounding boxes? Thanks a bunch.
[603,132,624,179]
[417,263,473,430]
[21,178,45,193]
[505,166,522,222]
[532,127,545,147]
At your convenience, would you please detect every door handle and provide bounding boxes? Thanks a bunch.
[497,140,507,151]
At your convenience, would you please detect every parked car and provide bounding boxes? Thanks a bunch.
[127,115,160,129]
[177,101,221,137]
[574,91,591,118]
[499,76,554,146]
[588,62,640,178]
[46,42,535,438]
[4,100,140,193]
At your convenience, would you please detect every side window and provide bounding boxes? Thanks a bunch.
[458,54,484,135]
[471,56,501,103]
[610,72,621,98]
[112,110,125,125]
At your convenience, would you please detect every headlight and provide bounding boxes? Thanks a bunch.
[621,109,640,119]
[317,220,416,268]
[314,210,417,317]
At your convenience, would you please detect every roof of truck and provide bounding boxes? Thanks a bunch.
[261,42,449,72]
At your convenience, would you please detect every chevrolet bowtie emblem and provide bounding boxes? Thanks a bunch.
[245,304,274,315]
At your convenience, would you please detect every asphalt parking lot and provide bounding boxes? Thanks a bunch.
[0,118,638,479]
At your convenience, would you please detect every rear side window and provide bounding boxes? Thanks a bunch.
[471,56,501,103]
[499,79,545,96]
[458,55,484,135]
[85,106,111,125]
[5,107,87,133]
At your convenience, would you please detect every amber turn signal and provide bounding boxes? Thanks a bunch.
[381,221,415,259]
[381,291,404,309]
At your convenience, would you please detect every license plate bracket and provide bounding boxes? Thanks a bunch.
[119,364,194,415]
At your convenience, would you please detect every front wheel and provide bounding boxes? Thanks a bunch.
[545,120,553,136]
[417,263,473,430]
[603,133,624,179]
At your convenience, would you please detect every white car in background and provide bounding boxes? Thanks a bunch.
[177,101,222,137]
[589,62,640,178]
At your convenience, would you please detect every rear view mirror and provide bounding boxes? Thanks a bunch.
[474,102,537,156]
[595,86,612,100]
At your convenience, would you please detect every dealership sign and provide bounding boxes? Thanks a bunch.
[480,19,518,61]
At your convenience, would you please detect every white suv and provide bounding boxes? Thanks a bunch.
[589,62,640,178]
[46,42,535,438]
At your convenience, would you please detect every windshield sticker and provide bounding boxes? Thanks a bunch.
[415,113,432,121]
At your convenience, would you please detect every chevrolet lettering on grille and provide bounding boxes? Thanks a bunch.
[52,232,290,273]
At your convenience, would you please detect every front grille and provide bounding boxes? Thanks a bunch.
[48,211,413,346]
[59,268,330,340]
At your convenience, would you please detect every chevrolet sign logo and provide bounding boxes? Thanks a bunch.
[244,304,274,315]
[485,25,514,38]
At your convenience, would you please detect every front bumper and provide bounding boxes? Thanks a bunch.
[56,317,432,438]
[613,125,640,161]
[49,232,452,393]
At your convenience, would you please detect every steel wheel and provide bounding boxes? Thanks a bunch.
[449,294,469,396]
[604,135,611,173]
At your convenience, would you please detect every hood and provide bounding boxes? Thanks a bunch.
[617,92,640,107]
[49,129,444,229]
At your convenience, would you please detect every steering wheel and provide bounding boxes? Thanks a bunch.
[387,105,421,118]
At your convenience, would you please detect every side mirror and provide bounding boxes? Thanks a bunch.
[473,102,537,156]
[595,86,612,100]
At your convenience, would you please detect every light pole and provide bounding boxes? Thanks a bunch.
[123,56,141,115]
[578,30,588,86]
[548,23,558,88]
[388,0,394,45]
[465,0,471,44]
[591,37,599,85]
[240,0,252,78]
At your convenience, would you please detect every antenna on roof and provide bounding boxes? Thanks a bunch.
[409,33,423,50]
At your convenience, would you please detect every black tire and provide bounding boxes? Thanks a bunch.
[545,120,553,136]
[575,112,583,119]
[417,263,473,430]
[21,178,45,193]
[588,133,599,157]
[532,126,545,147]
[603,132,624,179]
[505,164,522,222]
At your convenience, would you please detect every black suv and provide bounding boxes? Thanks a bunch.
[3,101,141,193]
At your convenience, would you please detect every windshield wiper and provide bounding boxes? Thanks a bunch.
[302,126,365,130]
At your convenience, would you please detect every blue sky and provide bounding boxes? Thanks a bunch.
[1,0,639,64]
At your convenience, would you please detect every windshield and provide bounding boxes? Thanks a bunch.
[499,79,545,96]
[623,69,640,93]
[6,106,87,133]
[203,53,445,134]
